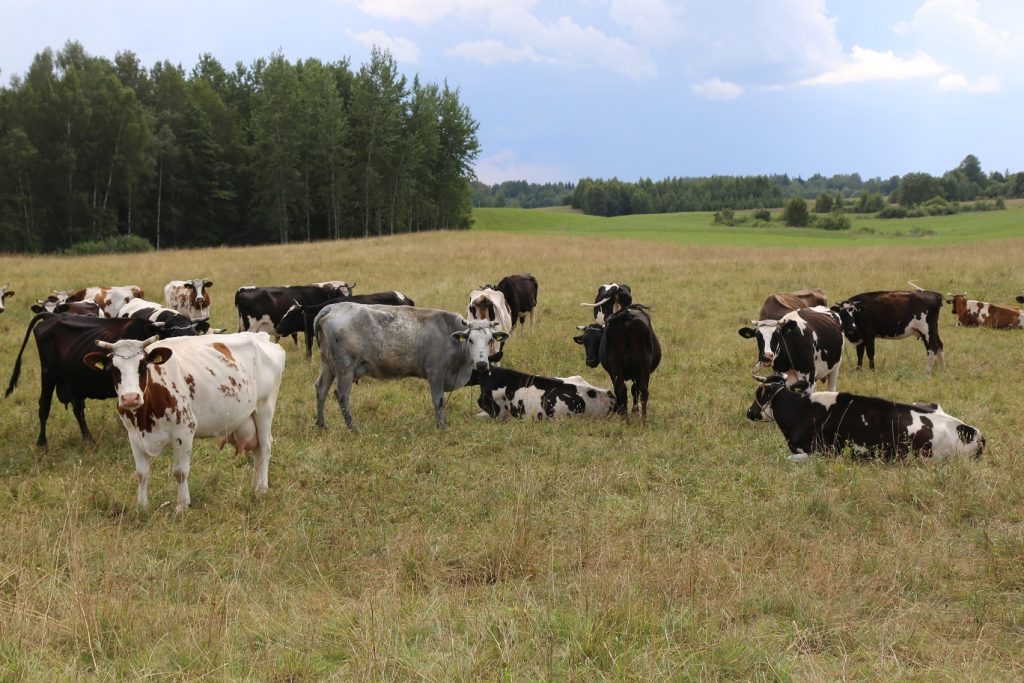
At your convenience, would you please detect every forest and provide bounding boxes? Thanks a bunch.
[0,42,481,252]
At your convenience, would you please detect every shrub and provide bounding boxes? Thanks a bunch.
[877,206,908,219]
[817,210,851,231]
[712,209,735,225]
[752,208,771,222]
[814,193,834,213]
[921,196,957,216]
[782,197,809,227]
[63,234,153,255]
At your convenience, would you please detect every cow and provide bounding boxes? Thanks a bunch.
[234,283,352,339]
[831,289,945,373]
[573,304,661,418]
[738,306,843,391]
[468,367,615,419]
[118,298,208,336]
[313,281,355,296]
[0,284,14,314]
[482,274,538,333]
[747,375,985,463]
[946,293,1024,329]
[164,279,213,321]
[5,313,167,447]
[67,285,145,317]
[82,332,286,513]
[467,288,513,361]
[757,288,828,321]
[582,283,632,324]
[31,300,101,316]
[274,291,416,358]
[314,303,508,429]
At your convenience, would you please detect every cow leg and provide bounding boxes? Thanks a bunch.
[611,376,629,416]
[127,434,153,509]
[853,343,865,370]
[865,339,876,370]
[429,376,447,428]
[304,331,315,360]
[171,433,194,514]
[314,361,336,428]
[71,397,92,442]
[36,377,56,447]
[334,372,356,430]
[636,375,652,421]
[252,392,280,493]
[631,382,641,414]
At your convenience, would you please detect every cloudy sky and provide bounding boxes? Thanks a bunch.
[3,1,1020,184]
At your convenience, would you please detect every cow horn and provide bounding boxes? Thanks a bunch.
[581,297,611,308]
[750,361,767,382]
[907,280,924,291]
[141,335,160,346]
[95,340,115,350]
[576,325,587,330]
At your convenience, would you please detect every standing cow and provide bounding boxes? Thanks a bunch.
[574,304,661,418]
[482,274,538,333]
[235,283,352,339]
[467,288,513,361]
[314,303,508,429]
[757,288,828,321]
[946,293,1024,329]
[831,289,945,373]
[738,306,843,391]
[164,279,213,321]
[275,291,416,358]
[84,332,286,512]
[0,284,14,314]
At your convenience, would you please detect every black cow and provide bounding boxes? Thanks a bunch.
[31,300,101,316]
[573,304,661,418]
[737,306,844,391]
[747,375,985,462]
[468,367,615,419]
[831,290,945,373]
[5,314,166,447]
[235,284,352,342]
[482,274,538,333]
[275,290,416,358]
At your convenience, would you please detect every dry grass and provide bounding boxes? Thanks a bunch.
[1,230,1024,679]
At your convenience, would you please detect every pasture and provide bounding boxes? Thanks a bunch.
[1,214,1024,679]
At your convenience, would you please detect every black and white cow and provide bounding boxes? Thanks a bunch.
[117,298,208,336]
[831,289,944,373]
[314,303,508,429]
[31,300,101,316]
[234,283,352,339]
[481,274,538,333]
[0,284,14,314]
[468,367,615,419]
[738,306,844,391]
[164,279,213,321]
[574,304,661,418]
[582,283,632,324]
[274,290,416,358]
[747,375,985,462]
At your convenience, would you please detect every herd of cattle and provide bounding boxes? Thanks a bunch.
[0,271,1012,512]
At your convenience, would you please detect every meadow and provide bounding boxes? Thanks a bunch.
[1,208,1024,680]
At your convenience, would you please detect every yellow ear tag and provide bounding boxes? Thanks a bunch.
[94,360,105,370]
[151,354,163,364]
[792,386,803,394]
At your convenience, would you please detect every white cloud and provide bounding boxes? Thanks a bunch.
[798,46,945,86]
[474,148,567,185]
[896,0,1015,59]
[692,77,742,100]
[346,29,421,63]
[445,39,544,66]
[937,72,1001,93]
[608,0,682,44]
[347,0,501,24]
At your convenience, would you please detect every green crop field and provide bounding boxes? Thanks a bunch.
[1,212,1024,679]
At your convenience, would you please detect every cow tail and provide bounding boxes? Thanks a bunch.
[5,313,51,397]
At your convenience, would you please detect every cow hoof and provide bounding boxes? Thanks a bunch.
[173,505,188,516]
[474,411,491,420]
[787,453,810,463]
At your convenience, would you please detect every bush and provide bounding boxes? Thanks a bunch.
[921,196,957,216]
[856,192,886,213]
[63,234,153,255]
[877,206,908,219]
[814,193,834,213]
[712,209,735,225]
[817,210,851,231]
[753,208,771,222]
[782,197,810,227]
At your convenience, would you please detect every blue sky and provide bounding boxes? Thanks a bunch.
[3,1,1020,184]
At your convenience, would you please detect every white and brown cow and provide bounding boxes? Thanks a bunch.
[37,285,143,317]
[0,284,14,314]
[164,279,213,321]
[84,332,286,513]
[946,293,1024,329]
[467,288,513,360]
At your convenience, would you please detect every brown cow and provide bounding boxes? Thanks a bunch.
[757,288,828,320]
[947,294,1024,329]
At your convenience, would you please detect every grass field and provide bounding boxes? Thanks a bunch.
[2,211,1024,679]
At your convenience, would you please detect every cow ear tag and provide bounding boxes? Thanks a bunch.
[791,385,803,393]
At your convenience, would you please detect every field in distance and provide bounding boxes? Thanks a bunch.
[1,228,1023,678]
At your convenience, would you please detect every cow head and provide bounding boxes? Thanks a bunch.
[317,281,354,297]
[84,335,169,410]
[183,278,213,305]
[829,301,861,342]
[747,375,809,422]
[573,323,604,368]
[738,319,798,366]
[33,290,70,314]
[0,285,13,313]
[468,291,498,322]
[582,283,632,323]
[275,300,307,337]
[945,293,967,316]
[452,319,508,371]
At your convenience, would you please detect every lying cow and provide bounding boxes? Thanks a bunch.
[0,284,14,314]
[468,367,615,419]
[84,332,286,513]
[738,306,843,391]
[164,279,213,321]
[757,288,828,320]
[946,293,1024,329]
[314,303,508,429]
[831,288,944,373]
[275,291,415,358]
[747,375,985,462]
[583,283,632,324]
[117,298,208,336]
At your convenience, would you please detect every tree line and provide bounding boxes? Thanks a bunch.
[0,42,481,252]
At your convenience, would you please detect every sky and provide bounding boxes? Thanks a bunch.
[2,0,1020,185]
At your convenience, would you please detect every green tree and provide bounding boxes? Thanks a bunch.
[782,197,809,227]
[814,193,833,213]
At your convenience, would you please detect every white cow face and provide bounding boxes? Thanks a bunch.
[84,336,170,410]
[738,319,795,364]
[184,278,213,305]
[0,285,13,313]
[452,320,509,371]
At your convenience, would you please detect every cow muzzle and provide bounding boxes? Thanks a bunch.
[475,360,489,371]
[118,392,143,410]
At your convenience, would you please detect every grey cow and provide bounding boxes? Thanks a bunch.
[314,302,509,429]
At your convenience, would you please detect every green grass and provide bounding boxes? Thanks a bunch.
[1,225,1024,678]
[473,203,1024,246]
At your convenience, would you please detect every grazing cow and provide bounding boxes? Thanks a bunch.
[573,304,661,418]
[234,283,351,338]
[67,285,144,317]
[469,367,615,419]
[747,375,985,462]
[275,291,416,358]
[118,298,208,336]
[314,303,508,429]
[31,300,101,316]
[482,274,538,332]
[83,332,286,512]
[831,289,945,373]
[0,284,14,314]
[5,314,166,446]
[582,283,632,324]
[757,288,828,321]
[738,306,843,391]
[946,293,1024,329]
[164,279,213,321]
[467,288,513,361]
